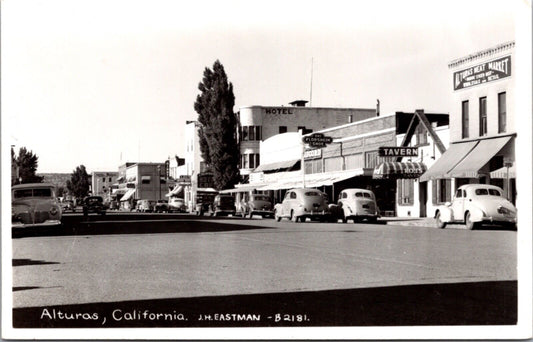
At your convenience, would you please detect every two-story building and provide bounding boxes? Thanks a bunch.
[421,41,516,204]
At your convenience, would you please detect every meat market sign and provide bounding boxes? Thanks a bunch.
[303,133,333,147]
[379,147,418,157]
[453,55,511,90]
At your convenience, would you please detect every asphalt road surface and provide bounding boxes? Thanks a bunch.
[11,213,517,327]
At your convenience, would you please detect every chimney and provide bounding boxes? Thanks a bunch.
[376,99,380,117]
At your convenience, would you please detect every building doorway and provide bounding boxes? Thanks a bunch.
[419,181,427,217]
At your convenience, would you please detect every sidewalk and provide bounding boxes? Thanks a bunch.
[380,216,436,227]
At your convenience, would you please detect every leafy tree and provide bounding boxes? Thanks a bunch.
[14,147,43,184]
[67,165,90,199]
[194,60,240,190]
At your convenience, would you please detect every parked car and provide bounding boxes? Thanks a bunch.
[213,194,236,216]
[154,200,169,213]
[136,199,155,213]
[82,196,107,216]
[337,188,379,223]
[435,184,517,230]
[274,188,331,222]
[12,183,62,228]
[61,199,76,213]
[240,194,274,218]
[169,197,187,213]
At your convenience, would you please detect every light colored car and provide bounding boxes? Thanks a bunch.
[435,184,517,230]
[274,188,331,222]
[136,199,154,213]
[12,183,62,228]
[169,197,187,213]
[240,194,274,218]
[60,199,76,213]
[154,200,169,213]
[337,188,379,223]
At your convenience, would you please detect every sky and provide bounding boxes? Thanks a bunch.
[2,0,521,173]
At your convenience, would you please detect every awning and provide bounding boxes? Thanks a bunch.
[447,136,513,178]
[165,185,183,197]
[116,176,124,182]
[120,188,136,201]
[373,162,427,179]
[112,188,127,195]
[258,169,370,191]
[126,176,137,182]
[490,164,516,179]
[141,175,151,181]
[419,141,478,182]
[253,159,300,173]
[219,183,267,194]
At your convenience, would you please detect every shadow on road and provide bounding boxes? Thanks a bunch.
[12,216,277,238]
[12,280,516,328]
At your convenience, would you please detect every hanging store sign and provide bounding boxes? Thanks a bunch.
[303,133,333,148]
[379,146,418,157]
[453,55,511,90]
[304,149,322,159]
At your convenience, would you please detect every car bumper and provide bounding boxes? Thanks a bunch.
[215,210,235,215]
[250,210,274,216]
[482,216,517,224]
[12,219,62,228]
[300,210,330,218]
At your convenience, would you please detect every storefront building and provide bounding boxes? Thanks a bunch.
[117,162,171,209]
[238,101,377,175]
[91,171,119,200]
[239,111,448,217]
[421,41,516,205]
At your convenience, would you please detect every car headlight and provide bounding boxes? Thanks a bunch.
[50,206,58,216]
[497,206,511,215]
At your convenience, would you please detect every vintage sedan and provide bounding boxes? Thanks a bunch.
[274,188,331,222]
[12,183,62,228]
[337,188,380,223]
[154,200,169,213]
[435,184,517,230]
[240,194,274,218]
[213,194,236,217]
[82,196,107,216]
[169,197,187,213]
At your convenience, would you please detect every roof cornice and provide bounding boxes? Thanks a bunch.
[448,41,515,69]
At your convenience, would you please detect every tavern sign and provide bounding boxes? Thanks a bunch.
[379,147,419,157]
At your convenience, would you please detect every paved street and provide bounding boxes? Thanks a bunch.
[11,213,517,327]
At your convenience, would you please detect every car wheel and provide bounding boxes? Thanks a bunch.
[341,209,348,223]
[290,210,299,222]
[435,211,446,229]
[465,212,478,230]
[248,211,254,219]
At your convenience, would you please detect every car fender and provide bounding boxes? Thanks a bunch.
[436,206,453,222]
[274,203,283,216]
[464,204,485,222]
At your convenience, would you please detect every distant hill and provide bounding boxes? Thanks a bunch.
[37,173,72,189]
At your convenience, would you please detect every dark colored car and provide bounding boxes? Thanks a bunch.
[241,194,274,218]
[213,194,236,217]
[154,200,169,213]
[61,199,76,213]
[82,196,107,216]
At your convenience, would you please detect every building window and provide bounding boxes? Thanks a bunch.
[249,126,255,140]
[102,177,106,183]
[255,126,262,140]
[415,124,428,146]
[279,126,287,134]
[397,179,414,205]
[479,97,487,136]
[255,154,260,168]
[462,100,469,139]
[432,179,452,204]
[365,151,379,168]
[242,126,248,141]
[109,177,112,182]
[498,92,507,133]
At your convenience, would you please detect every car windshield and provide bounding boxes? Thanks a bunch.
[13,188,52,199]
[475,188,502,196]
[252,195,270,201]
[87,197,103,203]
[304,192,320,197]
[355,192,372,198]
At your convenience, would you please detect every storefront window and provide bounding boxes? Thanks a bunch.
[242,126,248,141]
[397,179,414,205]
[365,151,379,168]
[432,179,452,204]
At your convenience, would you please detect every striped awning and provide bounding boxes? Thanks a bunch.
[490,164,516,179]
[120,188,136,201]
[373,162,427,179]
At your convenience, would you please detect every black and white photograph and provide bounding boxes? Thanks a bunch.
[2,0,532,340]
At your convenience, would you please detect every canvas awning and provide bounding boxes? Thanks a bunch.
[490,164,516,179]
[112,188,127,195]
[447,136,513,178]
[219,183,267,194]
[253,159,300,173]
[373,162,427,179]
[165,185,183,197]
[419,141,479,182]
[257,169,369,191]
[120,188,136,201]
